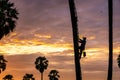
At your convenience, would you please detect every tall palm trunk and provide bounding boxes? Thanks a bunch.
[68,0,82,80]
[107,0,113,80]
[41,73,43,80]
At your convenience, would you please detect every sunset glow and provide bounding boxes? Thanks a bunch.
[0,43,72,55]
[0,0,120,80]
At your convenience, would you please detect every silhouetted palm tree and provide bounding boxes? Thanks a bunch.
[0,55,7,73]
[68,0,82,80]
[3,74,13,80]
[0,0,19,39]
[48,70,60,80]
[107,0,113,80]
[35,56,48,80]
[23,73,35,80]
[117,54,120,68]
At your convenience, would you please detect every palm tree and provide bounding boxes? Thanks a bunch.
[117,54,120,68]
[35,56,48,80]
[23,73,35,80]
[68,0,82,80]
[107,0,113,80]
[3,74,14,80]
[0,0,19,39]
[0,55,7,73]
[48,70,60,80]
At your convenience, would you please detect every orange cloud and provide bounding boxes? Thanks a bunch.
[0,39,72,55]
[34,34,51,39]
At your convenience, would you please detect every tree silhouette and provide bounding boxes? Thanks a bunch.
[0,55,7,73]
[23,73,35,80]
[48,70,60,80]
[35,56,48,80]
[107,0,113,80]
[68,0,82,80]
[0,0,19,39]
[117,54,120,68]
[3,74,14,80]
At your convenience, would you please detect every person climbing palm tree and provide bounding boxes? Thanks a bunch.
[0,0,19,39]
[35,56,48,80]
[3,74,14,80]
[23,73,35,80]
[48,70,60,80]
[68,0,82,80]
[78,37,86,59]
[117,54,120,68]
[0,55,7,73]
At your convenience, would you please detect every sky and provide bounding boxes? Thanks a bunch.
[0,0,120,80]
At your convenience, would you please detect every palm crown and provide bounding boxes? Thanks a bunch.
[117,54,120,68]
[3,74,13,80]
[23,73,35,80]
[0,0,19,39]
[35,56,48,73]
[0,55,7,73]
[48,70,60,80]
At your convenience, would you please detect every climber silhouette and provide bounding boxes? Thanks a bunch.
[78,37,86,59]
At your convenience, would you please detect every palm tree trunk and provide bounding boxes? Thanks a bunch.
[107,0,113,80]
[68,0,82,80]
[41,73,43,80]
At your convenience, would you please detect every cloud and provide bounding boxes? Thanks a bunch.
[0,0,120,80]
[0,42,72,55]
[0,52,76,80]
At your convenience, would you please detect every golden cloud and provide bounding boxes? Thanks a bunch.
[0,39,72,55]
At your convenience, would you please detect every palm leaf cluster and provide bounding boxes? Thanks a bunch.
[23,73,35,80]
[48,70,60,80]
[35,56,48,73]
[117,54,120,68]
[3,74,13,80]
[0,55,7,73]
[0,0,19,39]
